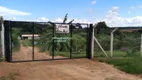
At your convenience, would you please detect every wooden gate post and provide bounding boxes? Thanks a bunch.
[87,24,93,59]
[4,21,11,62]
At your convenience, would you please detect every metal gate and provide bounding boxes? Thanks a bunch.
[4,20,91,62]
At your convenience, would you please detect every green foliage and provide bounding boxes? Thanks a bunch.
[21,40,32,47]
[95,34,110,51]
[95,21,110,35]
[113,32,141,57]
[37,27,53,52]
[72,34,86,52]
[12,28,20,52]
[106,57,142,74]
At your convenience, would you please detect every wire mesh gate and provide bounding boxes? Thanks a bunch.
[4,20,90,62]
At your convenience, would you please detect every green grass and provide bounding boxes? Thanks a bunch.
[0,72,19,80]
[12,47,20,52]
[94,50,127,57]
[21,40,32,47]
[0,57,4,62]
[51,50,130,58]
[53,51,86,58]
[97,57,142,74]
[94,50,142,74]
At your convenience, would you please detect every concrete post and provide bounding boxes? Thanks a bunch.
[110,28,118,58]
[0,16,5,59]
[91,25,94,58]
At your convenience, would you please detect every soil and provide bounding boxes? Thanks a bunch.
[12,41,63,61]
[0,41,142,80]
[0,59,142,80]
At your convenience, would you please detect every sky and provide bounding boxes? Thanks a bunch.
[0,0,142,27]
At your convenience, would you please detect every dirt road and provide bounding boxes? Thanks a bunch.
[12,41,63,61]
[0,59,142,80]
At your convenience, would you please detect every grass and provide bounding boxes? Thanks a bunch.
[0,54,4,62]
[53,51,86,58]
[12,47,20,52]
[0,72,19,80]
[94,50,142,74]
[94,50,127,57]
[21,40,32,47]
[0,57,3,62]
[52,50,128,58]
[97,56,142,74]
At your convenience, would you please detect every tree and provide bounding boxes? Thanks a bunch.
[95,21,110,35]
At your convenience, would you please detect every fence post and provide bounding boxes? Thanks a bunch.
[110,28,118,58]
[91,24,94,59]
[4,21,11,62]
[0,16,5,60]
[87,24,93,59]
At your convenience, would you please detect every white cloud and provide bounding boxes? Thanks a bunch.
[25,17,48,22]
[103,6,142,27]
[74,19,90,23]
[129,6,135,10]
[11,17,16,20]
[92,0,96,4]
[0,6,31,16]
[55,18,63,22]
[139,5,142,8]
[54,17,90,23]
[130,5,142,10]
[128,11,131,14]
[38,17,48,22]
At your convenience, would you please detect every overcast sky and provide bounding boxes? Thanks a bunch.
[0,0,142,27]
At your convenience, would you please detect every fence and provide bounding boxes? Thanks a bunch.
[93,26,142,58]
[1,20,93,62]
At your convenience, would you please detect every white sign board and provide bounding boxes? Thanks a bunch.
[56,24,69,33]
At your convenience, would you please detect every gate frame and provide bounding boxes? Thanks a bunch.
[3,20,93,62]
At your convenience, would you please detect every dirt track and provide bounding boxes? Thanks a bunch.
[0,59,142,80]
[1,41,142,80]
[12,41,63,61]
